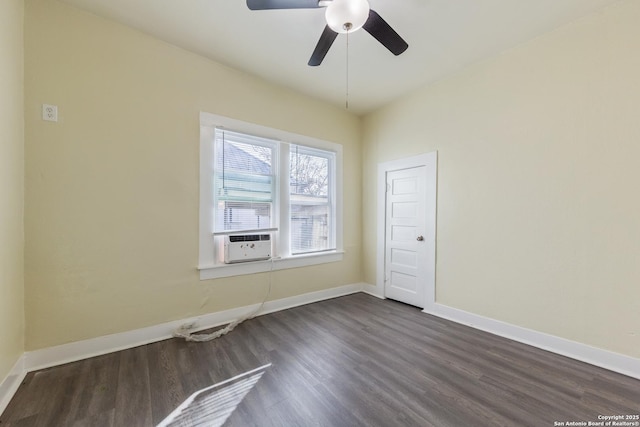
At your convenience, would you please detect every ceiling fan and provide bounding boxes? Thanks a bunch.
[247,0,409,66]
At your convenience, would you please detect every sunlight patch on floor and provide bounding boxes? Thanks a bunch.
[157,364,271,427]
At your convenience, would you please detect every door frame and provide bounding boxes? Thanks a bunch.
[376,151,437,311]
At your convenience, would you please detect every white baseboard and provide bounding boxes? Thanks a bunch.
[260,283,364,315]
[23,282,364,373]
[359,283,639,379]
[0,356,26,415]
[0,282,362,415]
[423,302,640,380]
[361,283,384,299]
[4,283,638,417]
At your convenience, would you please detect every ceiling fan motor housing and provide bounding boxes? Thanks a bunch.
[325,0,370,33]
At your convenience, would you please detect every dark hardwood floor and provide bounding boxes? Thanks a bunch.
[2,293,638,426]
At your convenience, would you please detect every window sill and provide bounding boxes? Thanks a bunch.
[198,250,345,280]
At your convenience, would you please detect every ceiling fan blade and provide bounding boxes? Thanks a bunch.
[308,26,338,66]
[247,0,322,10]
[362,10,408,56]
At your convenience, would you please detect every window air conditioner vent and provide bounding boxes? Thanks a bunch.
[224,234,271,263]
[228,234,271,243]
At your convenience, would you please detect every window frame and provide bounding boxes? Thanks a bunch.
[289,143,336,255]
[198,112,344,280]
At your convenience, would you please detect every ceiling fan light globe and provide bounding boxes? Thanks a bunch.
[325,0,370,34]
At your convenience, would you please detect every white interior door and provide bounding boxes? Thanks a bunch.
[384,166,428,308]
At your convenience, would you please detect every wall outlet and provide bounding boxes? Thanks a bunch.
[42,104,58,122]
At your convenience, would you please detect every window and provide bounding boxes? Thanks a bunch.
[199,112,343,279]
[289,145,334,254]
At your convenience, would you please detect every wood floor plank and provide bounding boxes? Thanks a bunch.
[71,408,115,427]
[2,293,638,426]
[73,353,120,421]
[113,346,152,427]
[145,339,187,425]
[0,372,48,422]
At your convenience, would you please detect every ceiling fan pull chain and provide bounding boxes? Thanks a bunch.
[345,29,349,109]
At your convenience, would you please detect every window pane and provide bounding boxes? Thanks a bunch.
[290,146,332,254]
[290,202,329,253]
[214,129,274,232]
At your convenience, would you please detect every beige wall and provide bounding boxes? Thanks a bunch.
[20,0,639,361]
[0,0,25,380]
[24,0,361,350]
[363,0,640,358]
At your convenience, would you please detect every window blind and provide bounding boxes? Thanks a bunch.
[214,129,276,232]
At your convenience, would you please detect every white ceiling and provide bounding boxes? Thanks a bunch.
[58,0,620,115]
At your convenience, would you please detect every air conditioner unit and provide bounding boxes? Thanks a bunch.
[224,234,271,264]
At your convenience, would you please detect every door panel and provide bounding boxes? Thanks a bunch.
[384,166,427,308]
[391,224,416,242]
[392,201,418,218]
[390,248,416,268]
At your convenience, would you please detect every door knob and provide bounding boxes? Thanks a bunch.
[417,235,424,241]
